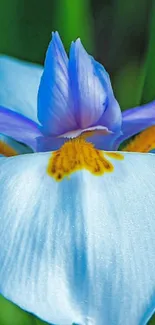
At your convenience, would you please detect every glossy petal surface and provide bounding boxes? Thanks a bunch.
[0,55,43,123]
[0,152,155,324]
[0,106,42,150]
[38,32,77,136]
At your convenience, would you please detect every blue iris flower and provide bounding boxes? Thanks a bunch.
[0,32,155,325]
[0,31,155,153]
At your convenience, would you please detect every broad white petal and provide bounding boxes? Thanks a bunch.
[0,152,155,324]
[0,55,43,123]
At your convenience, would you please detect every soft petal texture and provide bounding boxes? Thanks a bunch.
[37,126,113,152]
[0,55,43,123]
[115,100,155,148]
[38,32,77,136]
[86,130,122,151]
[0,106,42,150]
[58,124,111,138]
[69,40,107,128]
[37,128,121,152]
[94,60,122,132]
[0,134,33,155]
[69,40,122,132]
[0,152,155,324]
[36,136,67,152]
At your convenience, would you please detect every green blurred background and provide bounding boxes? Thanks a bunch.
[0,0,155,324]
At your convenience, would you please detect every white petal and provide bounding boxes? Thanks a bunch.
[0,55,43,123]
[0,152,155,325]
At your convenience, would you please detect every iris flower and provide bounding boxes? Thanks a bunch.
[0,32,155,325]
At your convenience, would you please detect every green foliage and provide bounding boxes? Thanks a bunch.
[0,295,34,325]
[0,0,94,62]
[53,0,94,53]
[113,61,146,110]
[148,313,155,325]
[142,1,155,103]
[0,295,50,325]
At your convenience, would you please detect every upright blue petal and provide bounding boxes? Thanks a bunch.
[69,40,122,132]
[37,32,77,136]
[0,56,42,123]
[69,39,107,128]
[0,151,155,324]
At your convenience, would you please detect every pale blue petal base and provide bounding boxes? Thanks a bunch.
[0,152,155,324]
[0,55,43,123]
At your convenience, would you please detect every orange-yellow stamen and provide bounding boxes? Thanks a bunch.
[0,141,18,157]
[47,138,124,181]
[122,126,155,152]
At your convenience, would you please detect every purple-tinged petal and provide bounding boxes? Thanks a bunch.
[59,125,111,139]
[94,60,122,132]
[86,130,122,151]
[0,55,43,123]
[36,136,67,152]
[115,101,155,149]
[37,127,111,152]
[0,106,42,151]
[37,128,121,152]
[37,32,77,136]
[69,40,108,129]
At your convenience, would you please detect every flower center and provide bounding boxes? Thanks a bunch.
[122,126,155,152]
[47,138,124,181]
[0,141,17,157]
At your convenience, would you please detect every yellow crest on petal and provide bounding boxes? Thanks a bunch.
[123,126,155,153]
[0,141,17,157]
[47,138,124,181]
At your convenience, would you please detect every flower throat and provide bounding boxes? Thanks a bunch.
[47,138,124,181]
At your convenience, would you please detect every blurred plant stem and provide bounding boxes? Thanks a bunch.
[54,0,94,53]
[108,0,150,109]
[108,0,149,69]
[113,61,146,110]
[141,0,155,103]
